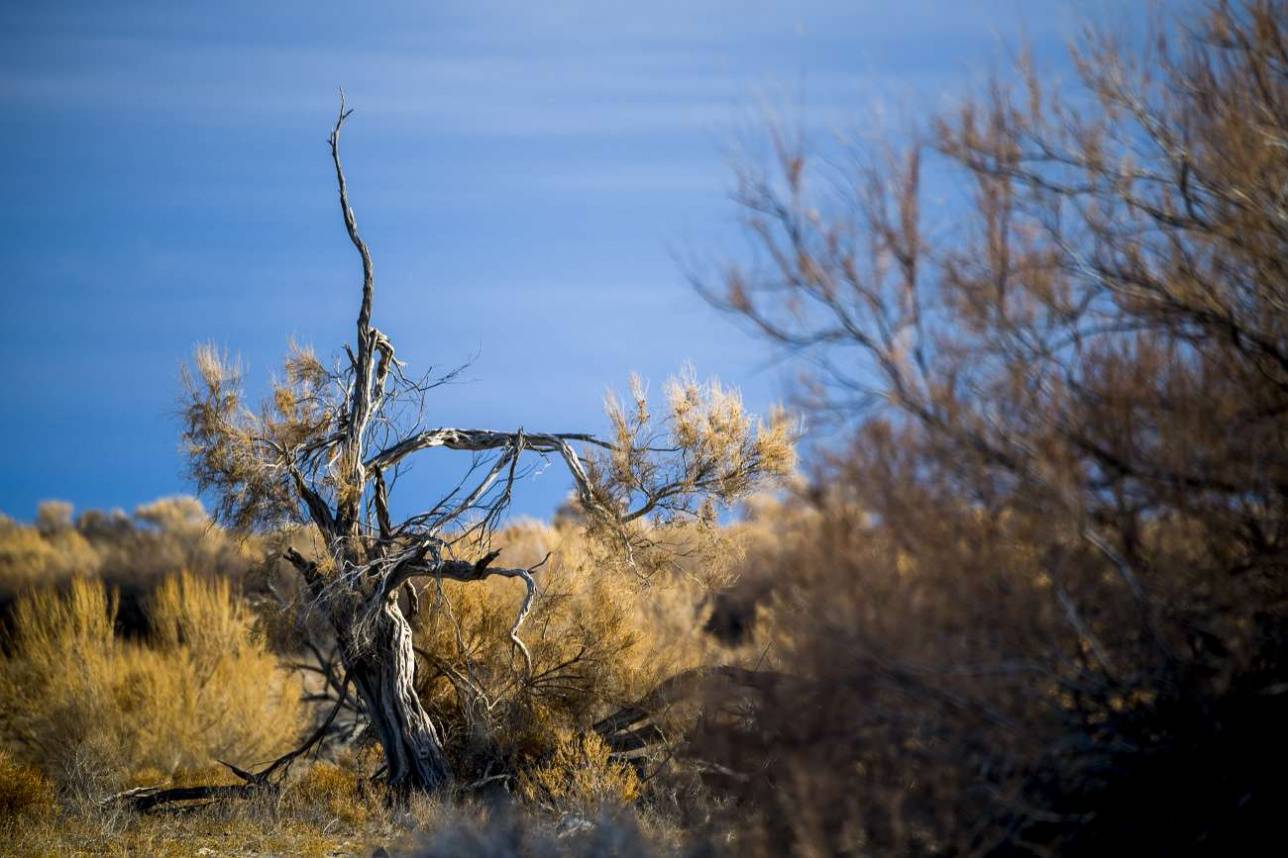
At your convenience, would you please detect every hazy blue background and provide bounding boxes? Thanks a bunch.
[0,0,1130,523]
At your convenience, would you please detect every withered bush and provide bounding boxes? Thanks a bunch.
[0,573,303,797]
[0,496,742,829]
[0,749,57,833]
[693,0,1288,854]
[517,728,641,812]
[0,496,262,638]
[0,505,99,589]
[695,486,1101,853]
[280,761,386,828]
[411,517,747,790]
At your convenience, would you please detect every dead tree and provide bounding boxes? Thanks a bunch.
[180,96,793,794]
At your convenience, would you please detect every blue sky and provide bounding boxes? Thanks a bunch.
[0,0,1133,523]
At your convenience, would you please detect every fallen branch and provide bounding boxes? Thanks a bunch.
[108,670,353,812]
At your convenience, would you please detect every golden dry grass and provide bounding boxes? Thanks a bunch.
[0,503,745,855]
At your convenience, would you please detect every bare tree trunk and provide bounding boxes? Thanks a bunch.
[342,600,451,792]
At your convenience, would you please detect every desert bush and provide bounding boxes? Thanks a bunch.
[0,508,99,591]
[0,497,266,640]
[410,516,754,790]
[281,761,385,828]
[696,460,1288,855]
[692,0,1288,853]
[517,728,640,812]
[0,573,303,797]
[690,489,1074,854]
[0,749,57,833]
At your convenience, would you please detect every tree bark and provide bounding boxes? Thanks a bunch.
[342,599,451,792]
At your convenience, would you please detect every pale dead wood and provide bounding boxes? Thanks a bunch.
[178,94,792,796]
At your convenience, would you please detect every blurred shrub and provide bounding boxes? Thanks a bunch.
[684,0,1288,853]
[688,491,1063,854]
[0,507,99,589]
[408,804,670,858]
[687,474,1288,855]
[0,497,264,639]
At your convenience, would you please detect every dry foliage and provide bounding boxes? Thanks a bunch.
[0,749,56,834]
[412,517,737,779]
[280,761,386,828]
[516,729,641,812]
[0,496,263,640]
[0,573,303,798]
[690,1,1288,854]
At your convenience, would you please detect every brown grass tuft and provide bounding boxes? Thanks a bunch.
[0,749,57,833]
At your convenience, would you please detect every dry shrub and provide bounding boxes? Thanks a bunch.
[0,573,303,796]
[0,497,264,639]
[697,488,1064,855]
[0,508,99,589]
[697,464,1288,855]
[0,749,57,832]
[281,761,385,828]
[517,728,640,812]
[690,1,1288,853]
[413,517,749,787]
